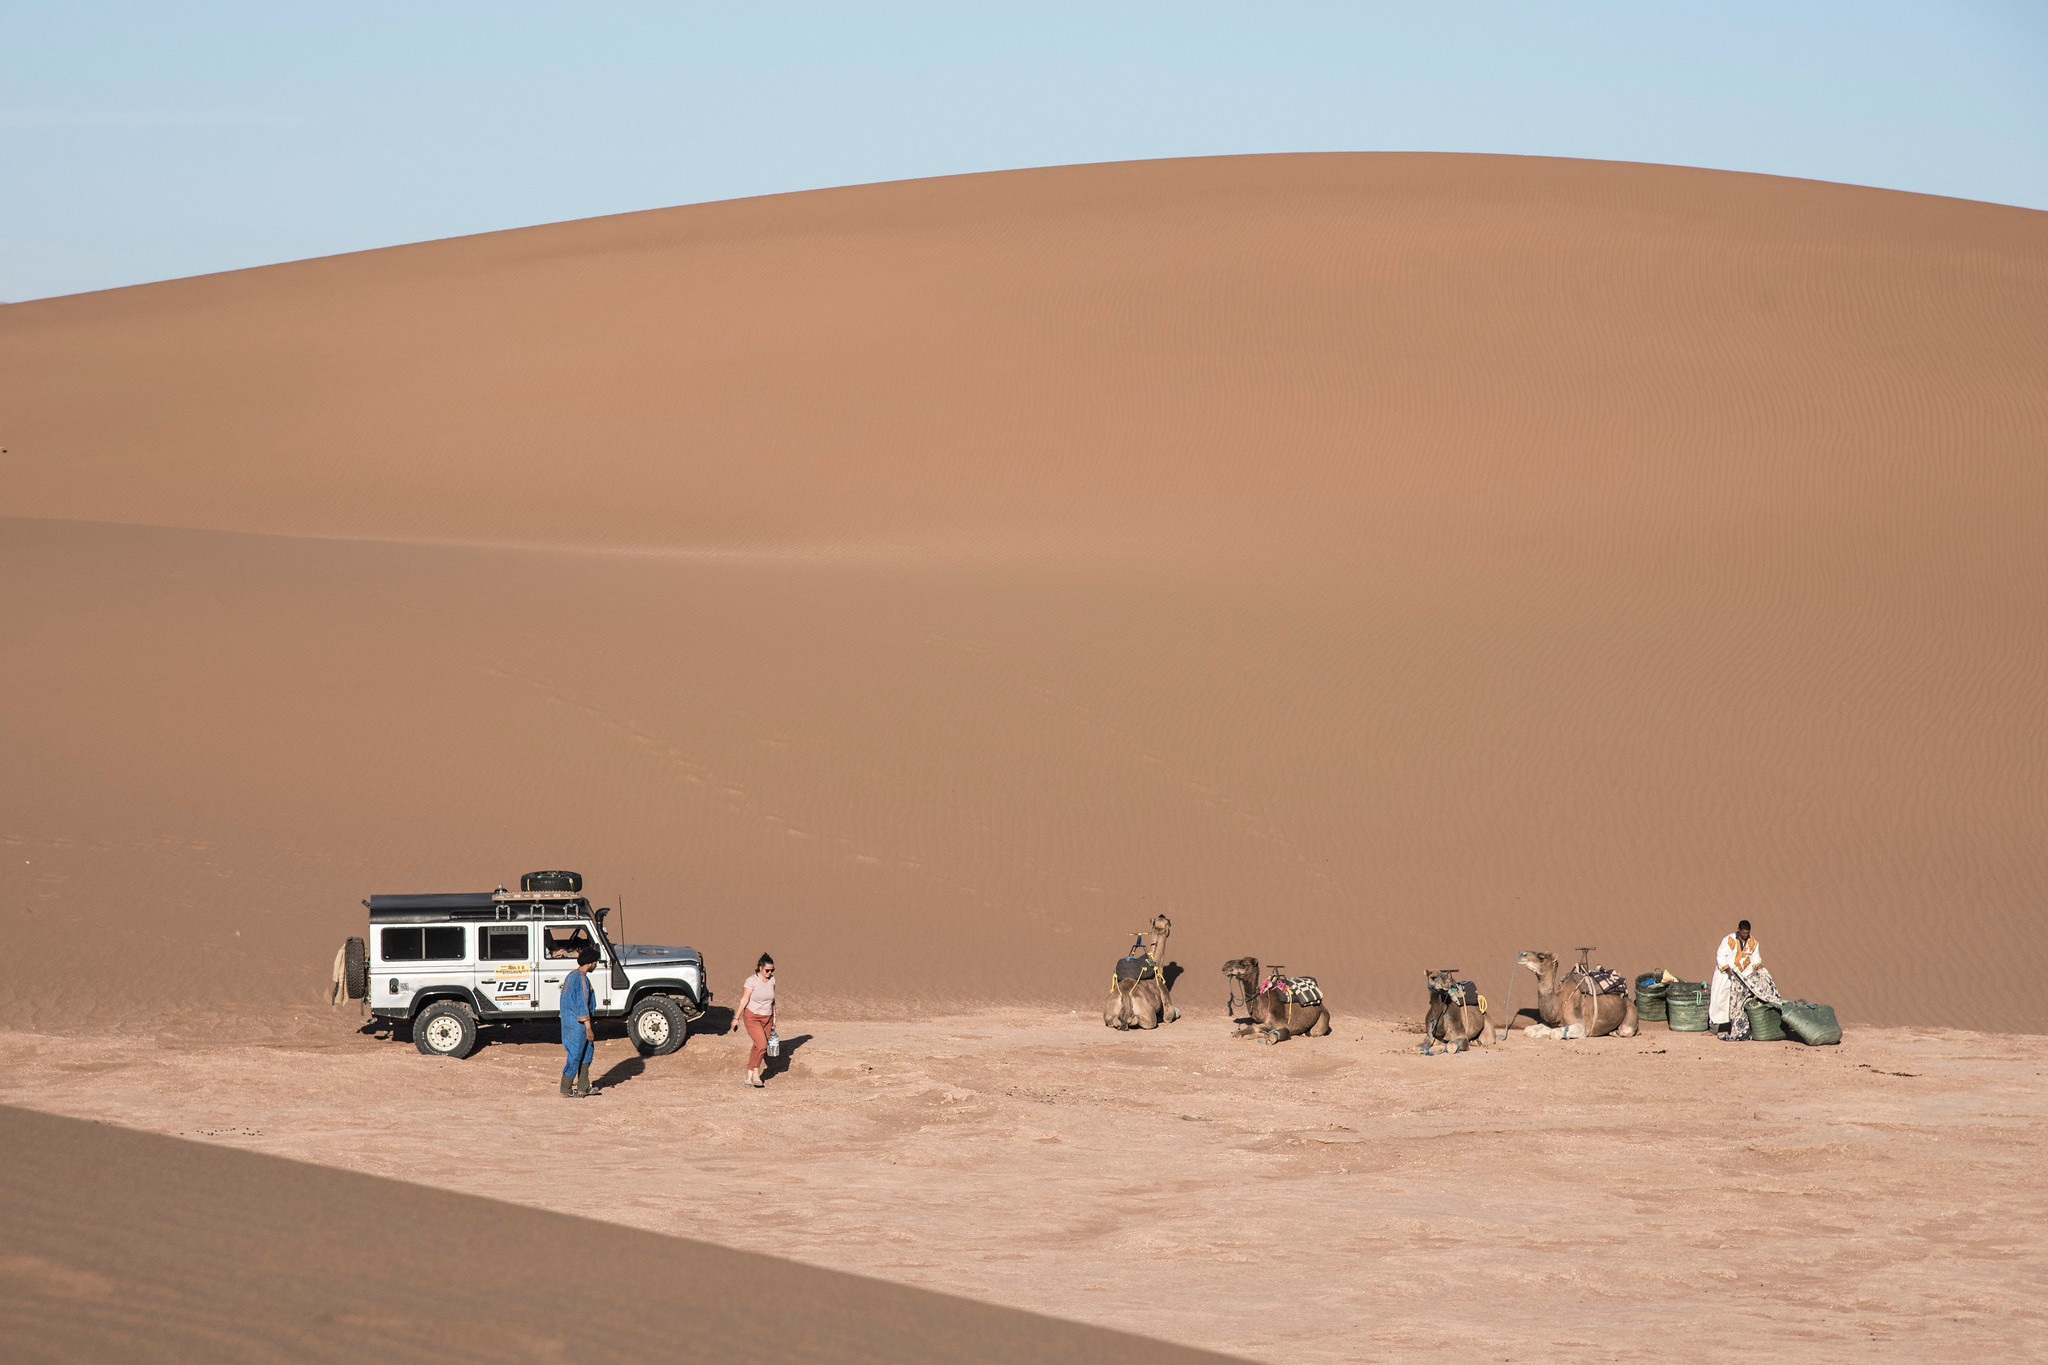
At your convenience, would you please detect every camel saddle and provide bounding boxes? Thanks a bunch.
[1572,965,1628,997]
[1114,953,1158,985]
[1432,978,1479,1008]
[1262,973,1323,1007]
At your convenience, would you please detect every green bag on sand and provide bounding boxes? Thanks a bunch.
[1744,1001,1786,1041]
[1778,1000,1841,1046]
[1666,996,1711,1032]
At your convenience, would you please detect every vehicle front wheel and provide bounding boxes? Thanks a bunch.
[413,1000,478,1059]
[628,995,687,1056]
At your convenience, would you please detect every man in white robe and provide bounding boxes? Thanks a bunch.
[1711,920,1778,1040]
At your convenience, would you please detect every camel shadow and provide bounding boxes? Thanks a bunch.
[764,1033,813,1080]
[1161,961,1184,992]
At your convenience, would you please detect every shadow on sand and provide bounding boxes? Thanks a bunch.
[764,1033,813,1080]
[593,1054,646,1091]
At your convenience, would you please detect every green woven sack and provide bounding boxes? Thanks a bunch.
[1744,1001,1786,1041]
[1667,996,1711,1032]
[1634,973,1668,1022]
[1778,1000,1841,1046]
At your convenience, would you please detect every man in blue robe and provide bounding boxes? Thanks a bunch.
[560,946,598,1098]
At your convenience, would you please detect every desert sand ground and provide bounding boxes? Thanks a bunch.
[4,1008,2043,1363]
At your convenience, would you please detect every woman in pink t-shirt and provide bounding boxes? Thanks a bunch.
[732,953,777,1088]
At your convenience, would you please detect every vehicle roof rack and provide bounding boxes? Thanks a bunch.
[365,890,597,923]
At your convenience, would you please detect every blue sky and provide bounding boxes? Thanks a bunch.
[3,2,2044,300]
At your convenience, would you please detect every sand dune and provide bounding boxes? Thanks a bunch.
[2,154,2044,1028]
[0,1103,1240,1365]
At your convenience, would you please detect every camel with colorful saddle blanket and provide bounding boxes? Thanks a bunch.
[1221,956,1332,1044]
[1517,948,1638,1039]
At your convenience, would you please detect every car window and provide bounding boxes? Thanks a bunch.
[478,926,529,961]
[380,926,465,962]
[543,925,593,959]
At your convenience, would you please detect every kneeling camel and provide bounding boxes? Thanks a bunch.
[1422,969,1488,1052]
[1517,950,1638,1038]
[1222,957,1332,1043]
[1105,915,1179,1030]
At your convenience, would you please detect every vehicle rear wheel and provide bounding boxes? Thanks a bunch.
[628,995,687,1056]
[414,1000,478,1058]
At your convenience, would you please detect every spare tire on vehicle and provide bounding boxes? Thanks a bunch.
[521,870,582,893]
[344,937,369,1000]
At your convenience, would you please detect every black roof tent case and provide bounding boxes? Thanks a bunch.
[366,892,498,913]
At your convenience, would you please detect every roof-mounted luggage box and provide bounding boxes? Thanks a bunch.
[521,870,582,893]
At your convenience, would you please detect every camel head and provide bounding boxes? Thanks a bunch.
[1145,914,1172,957]
[1517,950,1561,989]
[1221,956,1260,987]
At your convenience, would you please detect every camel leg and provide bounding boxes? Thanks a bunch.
[1618,995,1639,1037]
[1308,1008,1332,1037]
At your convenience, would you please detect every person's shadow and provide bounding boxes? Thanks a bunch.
[763,1033,812,1080]
[592,1054,645,1092]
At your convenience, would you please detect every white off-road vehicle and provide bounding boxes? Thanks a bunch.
[334,871,709,1060]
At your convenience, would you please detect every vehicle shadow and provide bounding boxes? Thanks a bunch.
[485,1018,582,1052]
[358,1008,700,1056]
[764,1033,812,1080]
